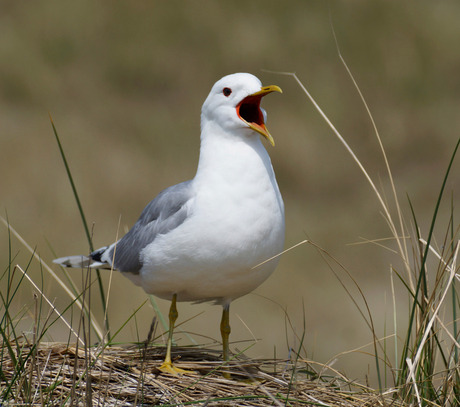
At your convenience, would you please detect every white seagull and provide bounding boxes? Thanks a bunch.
[54,72,285,375]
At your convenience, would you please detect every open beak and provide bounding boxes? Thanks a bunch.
[236,85,282,146]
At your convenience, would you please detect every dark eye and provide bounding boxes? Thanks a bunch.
[223,87,232,97]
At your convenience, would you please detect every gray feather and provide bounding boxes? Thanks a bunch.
[105,180,193,273]
[54,181,193,273]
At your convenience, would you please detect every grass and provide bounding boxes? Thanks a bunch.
[0,124,402,406]
[2,119,459,407]
[1,342,398,406]
[276,39,460,404]
[0,221,395,406]
[1,41,460,407]
[50,115,111,342]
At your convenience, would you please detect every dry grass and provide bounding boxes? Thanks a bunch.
[2,5,460,405]
[1,341,404,406]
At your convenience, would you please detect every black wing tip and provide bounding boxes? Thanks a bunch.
[90,246,108,262]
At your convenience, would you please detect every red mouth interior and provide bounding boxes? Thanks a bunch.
[236,95,264,126]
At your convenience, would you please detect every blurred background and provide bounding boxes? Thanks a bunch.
[1,1,459,384]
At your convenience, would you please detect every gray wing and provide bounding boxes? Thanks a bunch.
[94,180,194,273]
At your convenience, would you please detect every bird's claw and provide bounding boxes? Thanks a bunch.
[159,360,191,375]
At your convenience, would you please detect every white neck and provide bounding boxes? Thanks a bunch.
[194,120,275,190]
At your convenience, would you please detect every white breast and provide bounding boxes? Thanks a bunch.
[131,133,285,304]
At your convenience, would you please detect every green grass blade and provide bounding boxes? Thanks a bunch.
[397,137,460,390]
[50,115,111,340]
[149,295,168,333]
[49,115,93,250]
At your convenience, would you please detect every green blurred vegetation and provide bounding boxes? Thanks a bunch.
[1,1,459,384]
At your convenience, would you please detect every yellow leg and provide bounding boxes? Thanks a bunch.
[159,294,189,374]
[220,304,231,379]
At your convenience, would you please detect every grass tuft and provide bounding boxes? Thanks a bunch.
[275,54,460,404]
[0,111,419,405]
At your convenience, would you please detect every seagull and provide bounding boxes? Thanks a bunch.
[54,72,285,376]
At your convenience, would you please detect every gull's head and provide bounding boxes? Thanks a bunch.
[201,73,282,146]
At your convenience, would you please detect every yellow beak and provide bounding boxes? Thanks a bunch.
[236,85,282,146]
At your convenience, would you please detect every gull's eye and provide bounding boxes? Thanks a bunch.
[223,87,232,97]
